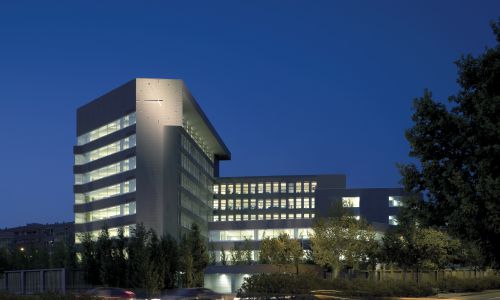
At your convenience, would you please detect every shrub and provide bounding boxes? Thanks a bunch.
[438,276,500,292]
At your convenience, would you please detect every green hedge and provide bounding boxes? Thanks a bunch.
[437,276,500,292]
[237,273,436,298]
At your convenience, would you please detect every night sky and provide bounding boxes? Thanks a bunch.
[0,1,498,228]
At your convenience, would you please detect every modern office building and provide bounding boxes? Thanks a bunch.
[73,78,408,249]
[0,222,74,250]
[73,78,230,242]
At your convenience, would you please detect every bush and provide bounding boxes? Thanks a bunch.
[237,273,437,298]
[438,276,500,292]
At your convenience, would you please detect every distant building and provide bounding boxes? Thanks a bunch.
[0,222,74,250]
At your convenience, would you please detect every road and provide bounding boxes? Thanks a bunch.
[313,289,500,300]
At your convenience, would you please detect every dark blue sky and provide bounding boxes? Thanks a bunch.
[0,1,498,227]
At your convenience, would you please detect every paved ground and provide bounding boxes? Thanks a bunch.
[405,289,500,300]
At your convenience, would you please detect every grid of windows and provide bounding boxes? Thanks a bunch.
[209,228,313,241]
[75,202,136,224]
[75,179,136,204]
[77,112,136,146]
[74,135,136,165]
[212,212,315,222]
[182,119,214,161]
[181,134,214,175]
[213,180,317,195]
[342,197,360,208]
[74,157,136,185]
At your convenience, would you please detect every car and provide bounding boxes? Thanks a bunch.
[83,287,136,299]
[161,288,223,300]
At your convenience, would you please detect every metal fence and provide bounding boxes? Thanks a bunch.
[0,268,68,294]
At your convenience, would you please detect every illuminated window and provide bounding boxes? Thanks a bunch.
[354,215,360,220]
[250,199,256,209]
[220,215,226,222]
[258,200,264,209]
[228,215,234,222]
[288,214,294,219]
[265,182,271,193]
[311,213,315,218]
[258,183,264,194]
[304,213,310,219]
[389,215,398,225]
[235,214,241,221]
[288,183,295,193]
[243,183,249,194]
[250,183,256,194]
[304,197,310,209]
[273,214,279,220]
[250,214,256,220]
[311,181,317,192]
[295,213,302,219]
[213,215,219,222]
[288,198,294,209]
[243,214,248,221]
[220,200,226,211]
[273,199,279,208]
[389,196,404,207]
[221,184,226,195]
[273,182,279,193]
[296,182,302,193]
[75,157,136,185]
[280,182,287,193]
[280,199,287,209]
[228,199,234,210]
[75,202,136,224]
[75,135,136,165]
[77,112,136,146]
[342,197,360,208]
[281,214,287,220]
[213,185,219,194]
[243,199,249,209]
[227,184,234,194]
[258,214,264,220]
[235,184,241,194]
[311,197,315,209]
[266,214,272,220]
[265,199,271,209]
[304,182,310,193]
[235,199,241,210]
[296,198,302,209]
[75,179,136,204]
[213,199,219,210]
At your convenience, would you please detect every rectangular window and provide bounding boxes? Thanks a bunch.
[304,182,310,193]
[243,183,249,194]
[77,112,136,146]
[296,198,302,209]
[250,183,256,194]
[243,199,249,209]
[220,200,226,210]
[389,215,398,225]
[296,213,302,219]
[266,214,272,220]
[250,199,256,209]
[304,197,310,209]
[273,199,279,208]
[304,213,310,219]
[228,199,234,210]
[288,198,294,209]
[265,182,272,193]
[258,183,264,194]
[235,184,241,194]
[296,182,302,193]
[258,214,264,220]
[251,214,256,220]
[273,214,279,220]
[243,214,248,221]
[273,182,279,193]
[311,213,315,218]
[220,215,226,222]
[288,214,294,219]
[220,184,226,195]
[311,181,317,192]
[265,199,271,209]
[227,184,234,194]
[228,215,234,221]
[280,199,287,209]
[311,197,315,208]
[389,196,404,207]
[258,200,264,209]
[235,214,241,221]
[342,197,360,208]
[213,199,219,210]
[288,182,295,193]
[280,213,287,220]
[280,182,287,193]
[235,199,241,210]
[213,215,219,222]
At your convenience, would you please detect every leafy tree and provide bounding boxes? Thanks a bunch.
[112,228,128,287]
[399,20,500,266]
[311,216,377,277]
[208,242,216,265]
[230,244,244,265]
[188,223,208,287]
[80,232,100,285]
[179,234,194,287]
[144,229,163,297]
[220,246,227,266]
[243,238,253,265]
[161,234,179,289]
[96,227,114,286]
[259,233,303,273]
[127,223,151,290]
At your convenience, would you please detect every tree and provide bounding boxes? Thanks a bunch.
[259,233,303,273]
[112,228,128,288]
[243,238,253,265]
[400,20,500,266]
[311,216,377,277]
[179,235,194,287]
[96,227,114,286]
[80,232,100,285]
[187,223,208,287]
[161,235,179,289]
[127,223,151,290]
[220,246,227,266]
